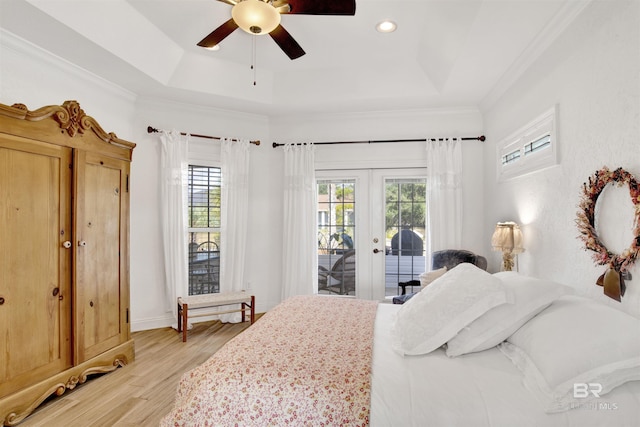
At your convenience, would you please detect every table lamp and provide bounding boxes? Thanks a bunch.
[491,221,524,271]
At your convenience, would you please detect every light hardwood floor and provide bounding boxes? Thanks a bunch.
[19,319,257,427]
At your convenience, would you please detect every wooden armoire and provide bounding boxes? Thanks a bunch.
[0,101,135,426]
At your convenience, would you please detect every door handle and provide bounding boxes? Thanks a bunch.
[373,248,382,254]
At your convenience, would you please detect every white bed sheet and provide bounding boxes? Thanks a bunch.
[370,303,640,427]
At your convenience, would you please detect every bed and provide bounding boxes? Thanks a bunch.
[161,264,640,426]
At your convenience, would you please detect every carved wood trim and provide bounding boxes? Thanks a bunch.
[1,342,134,427]
[2,382,67,426]
[77,358,127,385]
[2,100,135,150]
[2,357,131,426]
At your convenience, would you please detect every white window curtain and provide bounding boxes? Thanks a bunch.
[426,138,463,266]
[219,138,251,323]
[282,144,318,299]
[159,130,190,327]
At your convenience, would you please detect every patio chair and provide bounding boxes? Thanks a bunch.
[189,241,220,295]
[318,249,356,295]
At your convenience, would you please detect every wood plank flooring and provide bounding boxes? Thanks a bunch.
[19,319,256,427]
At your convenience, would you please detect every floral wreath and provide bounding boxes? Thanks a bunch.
[576,167,640,300]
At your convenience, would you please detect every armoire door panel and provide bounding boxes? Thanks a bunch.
[74,151,128,362]
[0,138,72,399]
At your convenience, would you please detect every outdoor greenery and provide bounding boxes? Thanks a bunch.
[317,178,426,252]
[317,181,355,253]
[188,165,221,244]
[188,187,221,228]
[385,180,426,240]
[385,180,426,227]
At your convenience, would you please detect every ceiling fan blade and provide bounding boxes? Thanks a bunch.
[197,19,239,48]
[269,25,305,60]
[282,0,356,15]
[216,0,238,6]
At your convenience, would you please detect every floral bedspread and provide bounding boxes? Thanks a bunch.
[161,295,379,426]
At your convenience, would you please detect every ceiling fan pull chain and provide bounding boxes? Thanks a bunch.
[252,35,257,86]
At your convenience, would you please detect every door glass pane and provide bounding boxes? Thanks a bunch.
[317,179,356,295]
[384,178,427,296]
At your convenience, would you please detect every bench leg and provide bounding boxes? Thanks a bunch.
[177,299,182,333]
[182,302,189,342]
[241,296,256,324]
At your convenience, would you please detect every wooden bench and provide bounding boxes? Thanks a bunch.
[177,291,255,342]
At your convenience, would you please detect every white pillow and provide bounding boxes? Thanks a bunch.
[445,272,571,357]
[419,267,447,290]
[498,295,640,413]
[391,263,510,356]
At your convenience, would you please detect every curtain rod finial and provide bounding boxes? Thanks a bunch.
[147,126,158,134]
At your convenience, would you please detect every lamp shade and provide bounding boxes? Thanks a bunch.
[491,221,524,254]
[232,0,281,35]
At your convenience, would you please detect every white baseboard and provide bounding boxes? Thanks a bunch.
[131,314,174,332]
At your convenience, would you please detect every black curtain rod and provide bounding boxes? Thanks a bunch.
[271,135,485,148]
[147,126,260,146]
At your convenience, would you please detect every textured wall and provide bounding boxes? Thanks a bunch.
[483,0,640,316]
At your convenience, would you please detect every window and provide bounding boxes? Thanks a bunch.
[501,149,521,165]
[524,134,551,155]
[187,165,221,295]
[497,105,558,181]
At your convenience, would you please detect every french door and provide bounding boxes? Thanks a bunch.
[316,168,427,300]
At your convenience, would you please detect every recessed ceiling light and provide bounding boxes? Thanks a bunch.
[376,20,397,33]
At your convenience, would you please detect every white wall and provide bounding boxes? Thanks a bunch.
[1,31,487,330]
[130,104,486,329]
[129,98,271,330]
[0,30,136,137]
[270,107,486,256]
[0,27,487,332]
[482,0,640,316]
[6,1,637,328]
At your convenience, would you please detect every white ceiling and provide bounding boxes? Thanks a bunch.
[1,0,589,117]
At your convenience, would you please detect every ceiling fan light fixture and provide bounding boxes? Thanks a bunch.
[376,20,397,33]
[232,0,281,35]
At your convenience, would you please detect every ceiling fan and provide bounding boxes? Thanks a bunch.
[197,0,356,60]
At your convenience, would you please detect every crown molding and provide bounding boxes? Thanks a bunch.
[135,95,269,123]
[1,29,136,103]
[270,106,482,125]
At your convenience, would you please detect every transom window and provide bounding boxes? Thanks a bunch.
[497,105,558,180]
